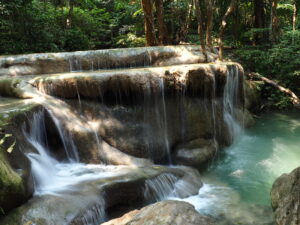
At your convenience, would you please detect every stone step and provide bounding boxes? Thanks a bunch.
[0,45,218,76]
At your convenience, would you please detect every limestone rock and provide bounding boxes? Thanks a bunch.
[271,167,300,225]
[0,46,217,76]
[0,98,41,215]
[102,200,214,225]
[173,138,217,168]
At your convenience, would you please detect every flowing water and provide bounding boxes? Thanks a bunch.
[175,112,300,225]
[7,59,300,225]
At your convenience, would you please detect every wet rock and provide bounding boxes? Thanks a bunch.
[0,98,41,215]
[0,166,202,225]
[0,46,217,76]
[30,63,241,100]
[271,167,300,225]
[173,138,217,168]
[102,200,214,225]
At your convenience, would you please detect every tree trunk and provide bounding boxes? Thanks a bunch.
[176,0,193,43]
[142,0,157,46]
[253,0,265,44]
[218,0,238,61]
[154,0,169,45]
[270,0,279,43]
[206,0,214,49]
[67,0,74,28]
[194,0,207,61]
[293,1,297,31]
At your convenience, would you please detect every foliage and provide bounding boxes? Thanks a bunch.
[234,30,300,110]
[262,85,293,110]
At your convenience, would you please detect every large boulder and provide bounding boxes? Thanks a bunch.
[271,167,300,225]
[102,200,214,225]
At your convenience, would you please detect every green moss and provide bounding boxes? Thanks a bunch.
[0,150,24,215]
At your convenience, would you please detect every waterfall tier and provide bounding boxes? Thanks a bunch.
[0,46,251,225]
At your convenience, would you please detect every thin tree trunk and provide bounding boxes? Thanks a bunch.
[206,0,214,49]
[293,1,297,31]
[142,0,157,46]
[194,0,207,61]
[218,0,238,61]
[253,0,265,44]
[154,0,169,45]
[176,0,193,43]
[270,0,279,43]
[67,0,74,28]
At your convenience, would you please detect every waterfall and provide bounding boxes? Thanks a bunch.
[25,111,59,193]
[144,171,202,203]
[46,109,79,162]
[144,173,179,202]
[159,78,171,164]
[24,111,102,195]
[223,65,243,143]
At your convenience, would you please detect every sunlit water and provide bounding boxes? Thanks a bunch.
[175,112,300,225]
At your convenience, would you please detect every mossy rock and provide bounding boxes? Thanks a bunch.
[0,97,40,216]
[0,150,26,216]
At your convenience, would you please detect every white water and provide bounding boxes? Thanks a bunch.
[223,65,243,142]
[25,111,125,196]
[159,78,172,164]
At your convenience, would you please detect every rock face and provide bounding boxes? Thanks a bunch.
[271,167,300,225]
[102,200,214,225]
[0,46,251,222]
[0,98,41,214]
[0,60,249,165]
[0,46,217,76]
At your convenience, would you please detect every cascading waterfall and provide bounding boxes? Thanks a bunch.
[144,173,179,202]
[46,109,79,162]
[223,65,243,143]
[159,78,172,164]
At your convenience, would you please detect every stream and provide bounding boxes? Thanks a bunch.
[175,112,300,225]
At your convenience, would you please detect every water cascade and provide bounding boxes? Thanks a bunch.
[0,46,258,225]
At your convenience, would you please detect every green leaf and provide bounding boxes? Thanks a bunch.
[7,141,15,154]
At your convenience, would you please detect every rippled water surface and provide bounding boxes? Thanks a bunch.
[180,112,300,225]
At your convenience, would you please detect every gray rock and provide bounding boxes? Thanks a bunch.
[173,138,217,168]
[102,200,214,225]
[271,167,300,225]
[0,46,217,76]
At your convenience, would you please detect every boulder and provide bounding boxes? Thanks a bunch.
[271,167,300,225]
[172,138,217,169]
[102,200,214,225]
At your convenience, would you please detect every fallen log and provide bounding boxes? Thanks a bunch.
[248,72,300,109]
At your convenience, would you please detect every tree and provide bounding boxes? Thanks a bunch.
[293,0,297,31]
[154,0,169,45]
[253,0,266,44]
[218,0,238,60]
[194,0,207,61]
[141,0,157,46]
[206,0,215,49]
[270,0,279,43]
